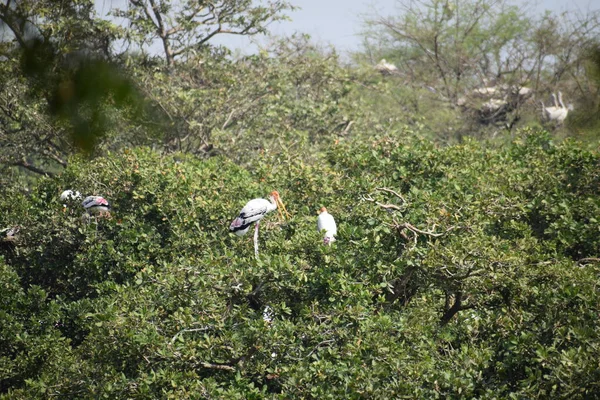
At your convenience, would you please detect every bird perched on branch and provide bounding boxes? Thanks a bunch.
[229,191,290,257]
[1,226,20,243]
[60,189,82,203]
[60,189,82,211]
[82,195,111,217]
[317,207,337,245]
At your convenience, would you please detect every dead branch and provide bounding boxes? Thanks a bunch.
[339,120,354,136]
[222,109,236,129]
[198,362,235,372]
[363,191,406,212]
[305,339,335,359]
[399,222,456,237]
[378,203,404,211]
[376,187,407,203]
[11,160,55,177]
[578,257,600,266]
[170,327,214,344]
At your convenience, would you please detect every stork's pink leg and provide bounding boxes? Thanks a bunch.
[253,221,260,258]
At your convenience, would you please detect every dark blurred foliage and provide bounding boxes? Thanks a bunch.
[19,37,144,154]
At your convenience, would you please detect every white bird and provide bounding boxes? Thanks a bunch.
[60,189,82,211]
[60,189,82,202]
[317,207,337,245]
[229,191,290,256]
[374,59,398,75]
[82,195,111,216]
[556,91,569,121]
[541,92,568,123]
[263,306,274,324]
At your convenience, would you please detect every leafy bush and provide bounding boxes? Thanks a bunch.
[1,129,599,398]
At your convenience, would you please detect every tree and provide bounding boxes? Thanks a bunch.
[360,0,600,135]
[112,0,294,67]
[1,130,600,398]
[362,0,531,100]
[0,1,151,176]
[128,35,353,162]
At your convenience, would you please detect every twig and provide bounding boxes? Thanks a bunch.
[305,339,335,359]
[198,361,235,372]
[578,257,600,266]
[399,222,456,237]
[363,193,406,212]
[11,160,55,176]
[377,203,403,211]
[376,187,407,203]
[222,109,236,129]
[339,120,354,136]
[170,327,213,344]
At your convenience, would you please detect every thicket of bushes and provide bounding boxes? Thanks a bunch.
[1,0,599,398]
[2,129,599,398]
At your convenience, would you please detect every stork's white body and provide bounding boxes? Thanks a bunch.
[230,191,288,258]
[60,190,82,202]
[317,209,337,245]
[542,92,568,123]
[229,197,278,236]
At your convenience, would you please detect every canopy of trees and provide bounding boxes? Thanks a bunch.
[1,0,599,398]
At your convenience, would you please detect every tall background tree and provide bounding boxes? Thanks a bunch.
[112,0,294,67]
[358,0,600,139]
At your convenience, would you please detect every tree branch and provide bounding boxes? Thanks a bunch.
[198,361,235,372]
[11,160,55,176]
[0,3,28,48]
[376,187,407,203]
[440,291,464,325]
[578,257,600,265]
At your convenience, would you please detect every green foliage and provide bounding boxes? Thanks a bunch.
[1,129,599,398]
[1,2,599,398]
[132,36,354,165]
[567,42,600,142]
[0,0,144,175]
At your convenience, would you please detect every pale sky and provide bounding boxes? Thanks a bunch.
[95,0,598,56]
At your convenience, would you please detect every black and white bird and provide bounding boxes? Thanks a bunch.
[60,189,82,211]
[1,226,20,243]
[317,207,337,245]
[82,195,111,216]
[229,191,289,256]
[60,189,82,203]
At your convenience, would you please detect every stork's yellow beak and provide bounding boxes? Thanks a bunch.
[276,196,290,221]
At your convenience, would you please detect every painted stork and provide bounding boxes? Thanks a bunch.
[1,226,20,243]
[317,207,337,245]
[60,190,82,203]
[82,195,111,217]
[60,190,82,211]
[229,191,290,257]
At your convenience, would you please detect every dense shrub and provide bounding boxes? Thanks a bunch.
[1,129,599,398]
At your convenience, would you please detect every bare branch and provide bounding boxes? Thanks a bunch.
[376,187,407,203]
[400,222,457,237]
[198,361,235,372]
[11,160,55,176]
[578,257,600,266]
[0,3,27,47]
